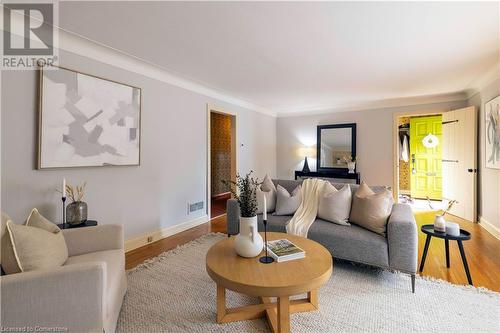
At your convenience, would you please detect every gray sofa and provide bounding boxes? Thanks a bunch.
[0,223,127,332]
[227,179,418,292]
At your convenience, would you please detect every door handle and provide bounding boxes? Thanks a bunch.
[411,154,416,174]
[442,159,459,163]
[467,168,477,173]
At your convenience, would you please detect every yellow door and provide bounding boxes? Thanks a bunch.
[410,115,442,200]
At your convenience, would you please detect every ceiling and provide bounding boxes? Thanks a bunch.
[59,1,500,115]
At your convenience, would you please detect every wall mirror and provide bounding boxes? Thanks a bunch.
[316,123,357,172]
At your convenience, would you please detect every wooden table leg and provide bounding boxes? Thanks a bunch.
[308,290,318,309]
[277,296,290,333]
[216,285,226,323]
[457,240,473,285]
[419,234,432,272]
[445,239,450,268]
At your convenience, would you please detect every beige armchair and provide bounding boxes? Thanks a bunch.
[1,224,127,333]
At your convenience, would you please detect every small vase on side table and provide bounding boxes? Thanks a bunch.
[433,215,446,233]
[347,162,356,174]
[66,201,88,226]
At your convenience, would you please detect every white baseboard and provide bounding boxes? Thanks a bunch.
[479,216,500,240]
[125,215,209,252]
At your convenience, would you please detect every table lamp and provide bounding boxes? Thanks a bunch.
[299,146,315,173]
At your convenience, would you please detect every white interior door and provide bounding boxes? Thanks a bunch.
[442,106,477,222]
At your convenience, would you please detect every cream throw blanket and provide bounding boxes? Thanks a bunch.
[286,178,327,237]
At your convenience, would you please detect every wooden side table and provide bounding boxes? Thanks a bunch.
[419,224,473,285]
[57,220,98,229]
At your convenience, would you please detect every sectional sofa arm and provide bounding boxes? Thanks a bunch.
[227,199,240,236]
[63,224,124,256]
[387,203,418,274]
[0,262,105,332]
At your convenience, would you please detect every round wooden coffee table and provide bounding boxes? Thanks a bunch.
[206,232,333,333]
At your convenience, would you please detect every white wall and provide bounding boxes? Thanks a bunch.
[1,49,276,239]
[276,100,467,187]
[467,78,500,233]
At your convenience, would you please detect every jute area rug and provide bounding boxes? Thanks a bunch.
[117,233,499,332]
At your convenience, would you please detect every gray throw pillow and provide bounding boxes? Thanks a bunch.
[349,182,394,236]
[317,182,351,225]
[275,185,302,216]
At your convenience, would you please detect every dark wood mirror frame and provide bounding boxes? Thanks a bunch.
[316,123,357,173]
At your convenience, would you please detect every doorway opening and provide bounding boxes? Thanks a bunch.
[393,107,477,222]
[397,114,444,210]
[208,108,236,219]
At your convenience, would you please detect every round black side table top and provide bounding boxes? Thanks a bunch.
[421,224,471,241]
[57,220,97,229]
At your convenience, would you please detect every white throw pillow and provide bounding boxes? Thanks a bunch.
[275,185,302,216]
[1,209,68,274]
[260,174,276,193]
[317,182,352,226]
[349,182,394,236]
[257,174,276,213]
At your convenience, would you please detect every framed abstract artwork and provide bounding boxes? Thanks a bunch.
[485,95,499,169]
[38,66,141,169]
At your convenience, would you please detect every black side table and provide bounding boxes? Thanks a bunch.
[419,224,473,285]
[57,220,98,230]
[294,170,361,184]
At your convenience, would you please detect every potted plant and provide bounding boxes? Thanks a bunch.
[65,182,88,226]
[223,171,263,257]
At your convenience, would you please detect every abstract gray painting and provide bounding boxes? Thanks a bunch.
[39,66,141,168]
[485,96,499,170]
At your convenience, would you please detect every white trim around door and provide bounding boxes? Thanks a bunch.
[206,104,237,219]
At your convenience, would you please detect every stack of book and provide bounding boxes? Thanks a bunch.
[266,239,306,262]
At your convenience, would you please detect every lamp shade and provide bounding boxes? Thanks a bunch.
[298,146,316,158]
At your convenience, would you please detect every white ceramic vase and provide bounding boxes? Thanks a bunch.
[347,162,356,174]
[234,216,264,258]
[434,215,446,233]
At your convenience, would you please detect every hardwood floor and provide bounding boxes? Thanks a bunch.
[125,215,226,270]
[125,213,500,292]
[125,222,210,270]
[211,194,230,218]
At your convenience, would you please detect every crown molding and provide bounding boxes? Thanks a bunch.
[464,63,500,99]
[276,91,469,118]
[6,6,494,119]
[58,29,277,117]
[4,8,276,117]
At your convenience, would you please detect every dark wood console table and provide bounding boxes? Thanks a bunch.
[295,170,361,184]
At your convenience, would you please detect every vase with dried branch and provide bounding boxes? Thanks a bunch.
[430,198,458,233]
[65,182,88,226]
